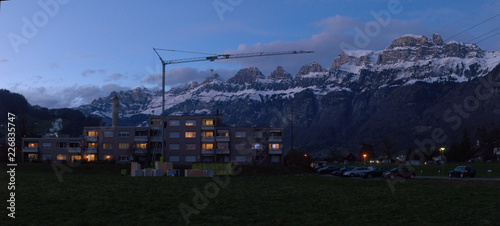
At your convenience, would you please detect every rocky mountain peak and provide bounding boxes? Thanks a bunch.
[227,67,265,84]
[202,73,223,84]
[387,34,435,49]
[433,33,444,45]
[268,66,292,80]
[295,62,326,78]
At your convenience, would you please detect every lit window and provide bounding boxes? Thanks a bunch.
[103,143,112,149]
[269,143,281,149]
[186,144,196,150]
[56,154,67,160]
[119,131,129,137]
[185,120,196,126]
[27,143,38,148]
[202,119,214,126]
[83,154,96,162]
[135,143,147,149]
[217,131,229,137]
[169,120,180,126]
[169,131,180,138]
[185,132,196,138]
[28,153,38,160]
[70,155,82,162]
[169,144,180,150]
[217,143,229,149]
[87,143,97,148]
[87,131,98,137]
[119,143,129,149]
[202,143,214,150]
[235,131,246,138]
[151,120,162,125]
[103,155,113,160]
[202,131,214,137]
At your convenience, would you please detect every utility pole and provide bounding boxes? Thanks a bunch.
[291,101,294,154]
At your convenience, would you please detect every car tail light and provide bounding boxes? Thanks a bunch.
[465,170,468,173]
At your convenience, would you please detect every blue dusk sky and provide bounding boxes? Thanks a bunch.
[1,0,500,108]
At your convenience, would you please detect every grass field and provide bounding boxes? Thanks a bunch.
[1,163,500,225]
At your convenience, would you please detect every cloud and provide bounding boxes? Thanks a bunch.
[81,69,106,77]
[10,84,131,108]
[104,73,127,81]
[142,67,236,87]
[81,69,96,77]
[217,16,427,76]
[0,59,8,63]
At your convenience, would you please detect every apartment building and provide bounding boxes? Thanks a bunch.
[21,96,284,165]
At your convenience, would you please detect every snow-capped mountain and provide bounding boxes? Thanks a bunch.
[77,34,500,152]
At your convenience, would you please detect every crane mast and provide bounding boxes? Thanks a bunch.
[152,48,314,161]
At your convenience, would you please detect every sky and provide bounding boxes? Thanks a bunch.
[1,0,500,109]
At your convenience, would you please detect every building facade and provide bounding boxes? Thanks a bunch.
[22,114,284,165]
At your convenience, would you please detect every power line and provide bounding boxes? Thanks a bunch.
[437,0,500,35]
[445,12,500,41]
[476,31,500,44]
[466,25,500,42]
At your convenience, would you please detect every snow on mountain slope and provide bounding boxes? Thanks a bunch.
[77,34,500,123]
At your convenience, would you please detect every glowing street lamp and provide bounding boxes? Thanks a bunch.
[363,154,367,165]
[439,147,445,176]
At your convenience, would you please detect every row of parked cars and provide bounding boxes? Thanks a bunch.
[316,165,477,179]
[316,165,416,179]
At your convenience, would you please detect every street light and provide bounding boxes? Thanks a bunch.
[363,154,367,165]
[439,147,445,176]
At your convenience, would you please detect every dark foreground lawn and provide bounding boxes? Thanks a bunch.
[1,163,499,225]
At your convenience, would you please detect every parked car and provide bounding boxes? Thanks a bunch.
[361,167,391,178]
[343,167,372,177]
[332,166,356,176]
[383,168,415,179]
[316,166,339,174]
[448,166,476,178]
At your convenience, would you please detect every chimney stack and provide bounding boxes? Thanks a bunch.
[112,95,119,127]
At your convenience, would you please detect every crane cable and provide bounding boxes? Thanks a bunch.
[154,48,217,56]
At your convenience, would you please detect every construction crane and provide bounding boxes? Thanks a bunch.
[152,48,314,160]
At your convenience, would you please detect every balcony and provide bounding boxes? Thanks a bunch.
[202,137,215,142]
[269,136,282,142]
[216,149,230,154]
[201,125,215,130]
[134,149,147,154]
[84,148,97,154]
[134,136,148,142]
[216,136,230,142]
[269,149,283,155]
[150,125,161,130]
[68,148,81,153]
[22,147,39,153]
[201,149,215,155]
[85,136,98,142]
[150,136,162,142]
